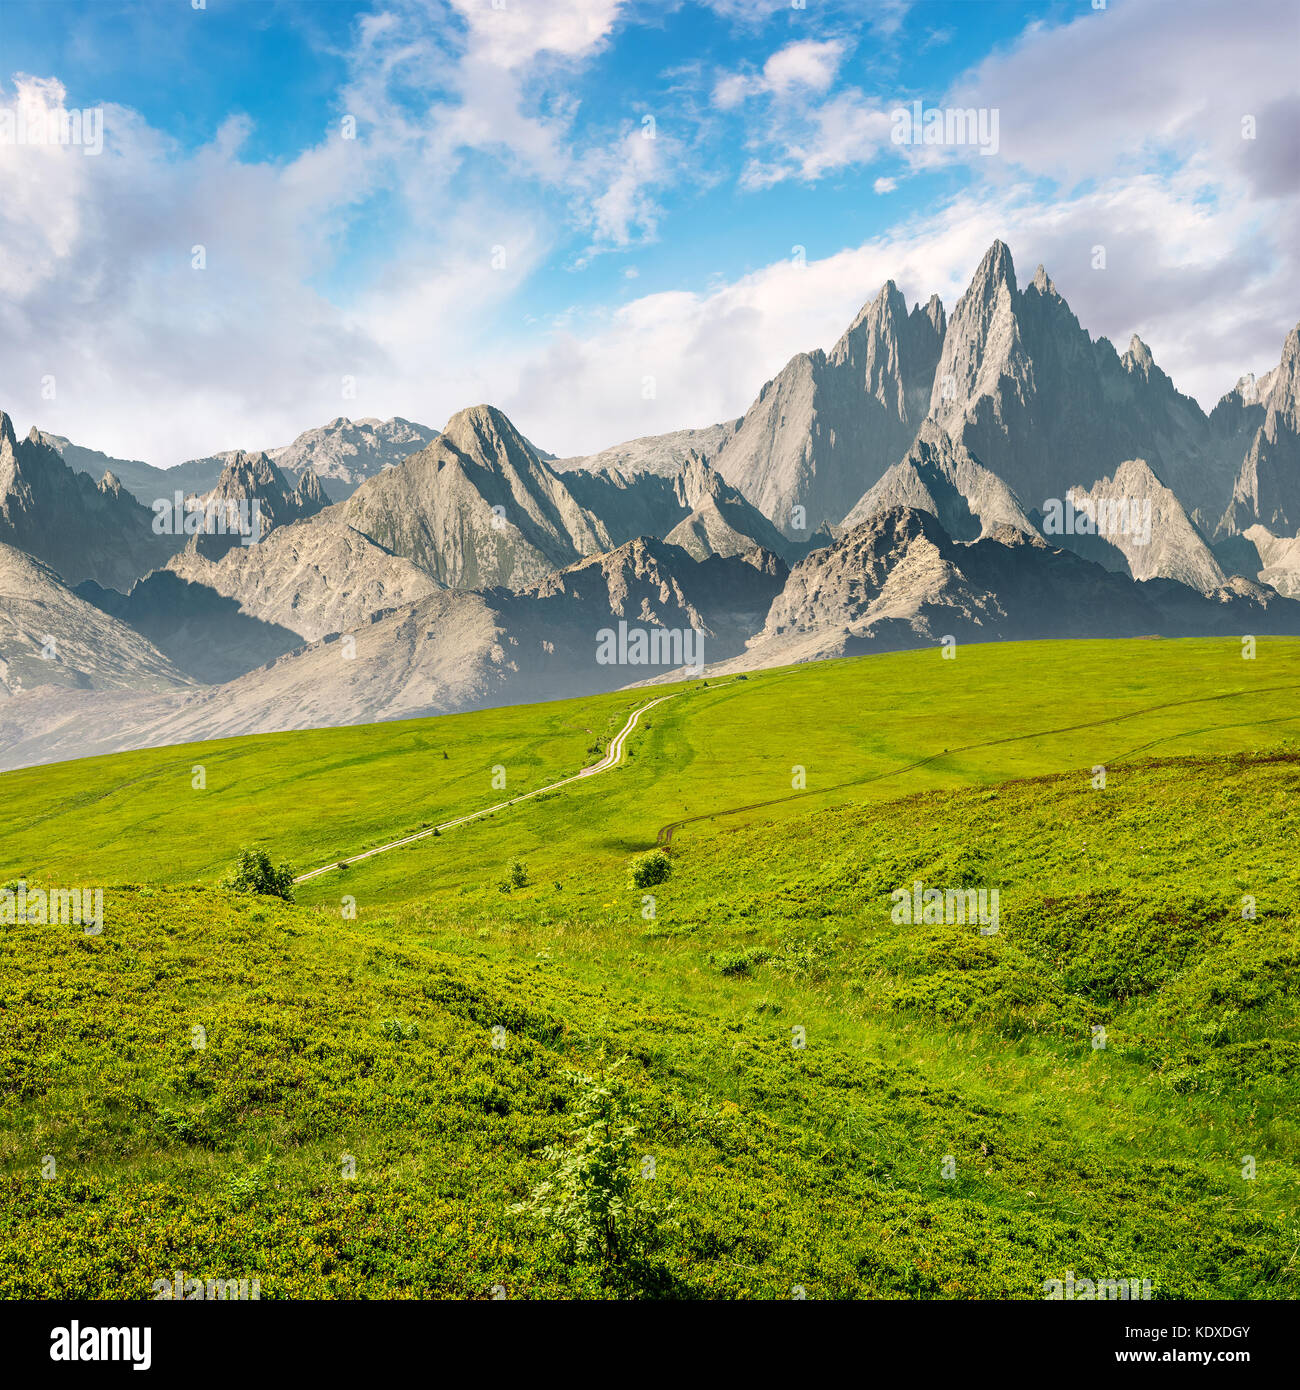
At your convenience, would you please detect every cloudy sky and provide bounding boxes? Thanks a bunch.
[2,0,1297,466]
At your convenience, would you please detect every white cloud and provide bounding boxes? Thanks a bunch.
[713,39,845,110]
[946,0,1298,188]
[445,0,624,69]
[741,91,893,188]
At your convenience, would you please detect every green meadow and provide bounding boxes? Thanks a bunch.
[2,637,1300,1297]
[4,636,1300,903]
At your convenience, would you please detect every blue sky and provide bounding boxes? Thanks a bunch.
[2,0,1297,464]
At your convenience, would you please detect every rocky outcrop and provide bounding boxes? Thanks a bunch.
[337,404,612,588]
[0,542,191,699]
[841,418,1036,540]
[1048,459,1225,593]
[719,505,1300,671]
[710,280,946,534]
[0,413,181,590]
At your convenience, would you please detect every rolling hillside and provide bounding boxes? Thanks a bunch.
[2,638,1299,1298]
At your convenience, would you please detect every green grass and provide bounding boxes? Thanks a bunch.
[5,637,1300,905]
[3,638,1300,1297]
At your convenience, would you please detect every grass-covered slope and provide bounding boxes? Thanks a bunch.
[3,741,1298,1297]
[4,637,1300,905]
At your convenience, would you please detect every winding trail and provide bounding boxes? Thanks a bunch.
[292,692,681,885]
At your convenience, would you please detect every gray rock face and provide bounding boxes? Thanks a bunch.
[930,246,1235,526]
[662,451,795,560]
[721,505,1300,672]
[554,447,786,558]
[164,518,444,644]
[266,415,437,499]
[841,418,1036,540]
[1051,459,1225,593]
[183,450,328,559]
[1215,326,1300,537]
[1239,525,1300,597]
[0,413,181,591]
[710,281,945,535]
[337,404,612,588]
[0,542,191,699]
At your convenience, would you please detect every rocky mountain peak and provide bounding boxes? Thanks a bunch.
[830,280,909,364]
[440,403,537,471]
[1122,334,1155,373]
[917,292,947,337]
[971,239,1018,298]
[296,467,327,507]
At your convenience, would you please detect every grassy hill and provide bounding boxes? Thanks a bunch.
[2,638,1299,1297]
[5,636,1300,902]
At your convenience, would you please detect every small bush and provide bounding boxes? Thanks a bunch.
[508,859,529,889]
[628,849,672,889]
[710,947,771,978]
[380,1017,420,1042]
[508,1060,672,1265]
[226,848,295,902]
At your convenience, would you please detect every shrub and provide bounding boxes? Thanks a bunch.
[628,849,672,889]
[226,848,295,902]
[380,1017,420,1042]
[508,860,529,889]
[508,1061,671,1265]
[710,947,771,978]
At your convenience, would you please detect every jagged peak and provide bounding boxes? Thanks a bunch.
[838,279,907,343]
[295,468,327,503]
[969,239,1017,297]
[1126,334,1154,368]
[1120,334,1171,387]
[440,403,536,466]
[1028,263,1060,298]
[914,292,947,335]
[0,411,16,450]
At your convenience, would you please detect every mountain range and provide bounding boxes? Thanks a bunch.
[3,239,1298,770]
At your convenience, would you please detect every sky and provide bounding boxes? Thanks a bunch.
[1,0,1298,467]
